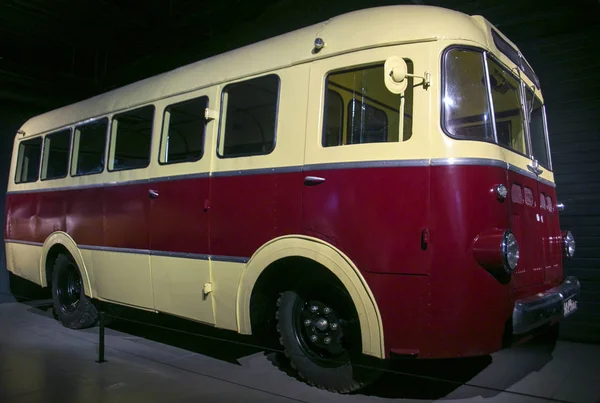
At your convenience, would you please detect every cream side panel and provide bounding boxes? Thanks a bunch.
[211,65,309,173]
[4,243,43,285]
[305,43,432,166]
[210,260,245,332]
[90,250,154,309]
[151,256,214,324]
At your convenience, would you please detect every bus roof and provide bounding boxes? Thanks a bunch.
[17,5,514,137]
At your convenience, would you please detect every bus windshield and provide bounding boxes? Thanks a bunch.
[442,48,550,168]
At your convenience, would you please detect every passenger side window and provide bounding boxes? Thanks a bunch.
[160,96,208,164]
[347,100,388,144]
[219,74,279,158]
[323,63,413,147]
[73,118,108,176]
[110,106,154,171]
[15,137,43,184]
[323,89,344,147]
[42,129,71,180]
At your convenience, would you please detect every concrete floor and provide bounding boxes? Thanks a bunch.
[0,300,599,403]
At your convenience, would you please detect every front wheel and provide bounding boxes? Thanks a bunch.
[51,254,98,329]
[276,288,381,393]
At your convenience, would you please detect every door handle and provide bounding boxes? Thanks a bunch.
[304,176,326,186]
[148,189,159,199]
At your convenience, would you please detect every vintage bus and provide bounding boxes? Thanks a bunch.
[4,4,579,393]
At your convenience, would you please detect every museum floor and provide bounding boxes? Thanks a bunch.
[1,300,599,403]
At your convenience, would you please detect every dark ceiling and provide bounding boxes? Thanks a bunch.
[1,0,599,115]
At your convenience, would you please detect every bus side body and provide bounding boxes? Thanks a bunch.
[4,40,571,362]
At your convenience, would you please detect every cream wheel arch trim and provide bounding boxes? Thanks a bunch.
[236,235,385,359]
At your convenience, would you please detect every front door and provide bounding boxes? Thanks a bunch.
[302,44,431,276]
[148,90,216,325]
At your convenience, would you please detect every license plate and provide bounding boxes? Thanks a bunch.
[563,298,578,317]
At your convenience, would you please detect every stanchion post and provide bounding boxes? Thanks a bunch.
[96,311,107,363]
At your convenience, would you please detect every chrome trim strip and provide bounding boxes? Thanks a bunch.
[7,157,555,194]
[75,244,247,262]
[210,255,250,264]
[4,239,44,247]
[151,250,210,260]
[538,176,556,188]
[430,158,507,169]
[508,164,538,181]
[6,172,210,195]
[211,165,302,178]
[304,159,429,172]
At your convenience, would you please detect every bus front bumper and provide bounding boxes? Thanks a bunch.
[512,276,580,335]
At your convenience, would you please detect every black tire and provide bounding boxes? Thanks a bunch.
[276,288,381,393]
[51,254,98,329]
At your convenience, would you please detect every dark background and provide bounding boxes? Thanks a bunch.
[1,0,599,343]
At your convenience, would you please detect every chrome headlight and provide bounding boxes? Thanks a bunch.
[502,231,519,273]
[564,231,576,258]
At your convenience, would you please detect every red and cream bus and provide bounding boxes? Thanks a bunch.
[4,5,579,393]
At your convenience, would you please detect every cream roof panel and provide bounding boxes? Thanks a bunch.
[19,5,491,137]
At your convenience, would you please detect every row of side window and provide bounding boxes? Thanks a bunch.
[15,62,414,184]
[15,74,280,184]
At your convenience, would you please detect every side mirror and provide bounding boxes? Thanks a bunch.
[384,56,409,94]
[384,56,431,94]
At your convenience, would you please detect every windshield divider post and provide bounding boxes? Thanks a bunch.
[483,52,498,144]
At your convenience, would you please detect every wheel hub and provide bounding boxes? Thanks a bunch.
[299,300,345,356]
[315,318,329,331]
[57,264,82,314]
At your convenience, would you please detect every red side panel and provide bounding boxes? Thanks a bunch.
[538,182,563,286]
[424,164,512,358]
[103,184,150,250]
[66,187,105,247]
[6,192,40,242]
[148,177,209,255]
[209,172,304,258]
[302,166,430,275]
[507,172,545,288]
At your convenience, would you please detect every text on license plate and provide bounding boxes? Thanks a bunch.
[564,298,577,317]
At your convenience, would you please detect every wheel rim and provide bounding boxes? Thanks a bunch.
[291,295,353,367]
[56,263,82,314]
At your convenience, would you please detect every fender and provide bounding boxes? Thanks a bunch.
[40,231,94,298]
[236,235,385,359]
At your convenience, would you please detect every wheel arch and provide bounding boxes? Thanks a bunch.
[41,232,93,298]
[236,235,385,359]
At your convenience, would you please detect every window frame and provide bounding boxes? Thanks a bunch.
[525,86,553,171]
[441,45,496,146]
[487,54,531,159]
[71,117,109,178]
[440,45,551,167]
[217,74,281,159]
[321,62,406,148]
[41,127,73,182]
[108,105,155,173]
[159,95,208,166]
[14,135,44,184]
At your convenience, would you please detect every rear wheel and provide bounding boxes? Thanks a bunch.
[276,286,381,393]
[51,254,98,329]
